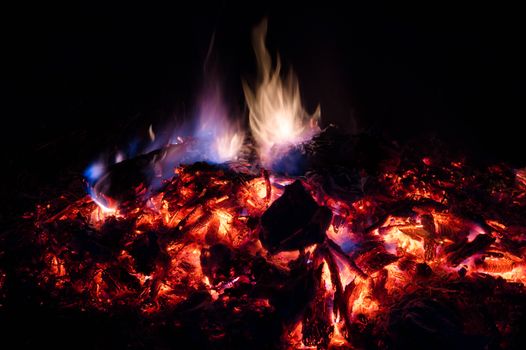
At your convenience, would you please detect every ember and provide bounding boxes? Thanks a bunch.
[2,18,526,350]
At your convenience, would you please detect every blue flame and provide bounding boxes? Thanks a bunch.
[83,83,245,208]
[84,162,106,184]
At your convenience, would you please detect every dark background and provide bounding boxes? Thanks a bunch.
[1,1,525,213]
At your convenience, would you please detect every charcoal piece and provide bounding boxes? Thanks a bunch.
[90,143,191,207]
[271,264,321,325]
[420,214,436,234]
[200,243,233,284]
[415,262,432,278]
[91,152,156,206]
[304,126,396,174]
[327,238,368,278]
[68,230,114,262]
[355,246,398,274]
[387,297,479,350]
[398,257,416,272]
[424,238,437,261]
[99,217,134,248]
[129,231,160,274]
[174,290,213,314]
[104,266,142,292]
[270,145,310,175]
[398,226,431,240]
[447,234,496,266]
[260,180,331,252]
[458,267,467,278]
[302,289,334,348]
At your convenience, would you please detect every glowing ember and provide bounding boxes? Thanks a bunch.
[17,150,526,348]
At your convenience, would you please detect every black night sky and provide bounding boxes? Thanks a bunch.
[1,2,524,215]
[3,2,525,179]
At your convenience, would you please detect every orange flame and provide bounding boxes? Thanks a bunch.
[243,19,320,165]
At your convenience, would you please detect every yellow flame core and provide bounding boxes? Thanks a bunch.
[243,20,320,165]
[215,131,244,163]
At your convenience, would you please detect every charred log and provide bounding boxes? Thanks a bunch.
[260,180,331,252]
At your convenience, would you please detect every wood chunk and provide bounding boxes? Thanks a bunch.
[446,234,495,266]
[355,246,399,274]
[200,243,233,285]
[260,180,331,252]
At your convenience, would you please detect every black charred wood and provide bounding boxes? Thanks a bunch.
[355,246,399,274]
[91,143,191,206]
[200,243,233,285]
[421,214,436,235]
[447,234,496,266]
[260,180,331,252]
[424,238,437,262]
[326,238,368,278]
[302,284,334,349]
[129,231,161,274]
[92,152,156,205]
[387,297,471,350]
[415,262,433,278]
[271,263,320,325]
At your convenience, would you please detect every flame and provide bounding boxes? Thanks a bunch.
[196,83,245,163]
[91,195,117,214]
[321,260,333,291]
[214,132,244,163]
[84,83,244,212]
[84,162,106,183]
[243,19,320,165]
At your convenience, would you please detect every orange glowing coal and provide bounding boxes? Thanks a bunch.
[25,148,526,348]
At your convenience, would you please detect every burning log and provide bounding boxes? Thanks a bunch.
[355,246,399,274]
[301,275,334,348]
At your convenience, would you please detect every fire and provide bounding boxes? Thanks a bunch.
[84,83,245,213]
[10,20,526,350]
[243,19,320,165]
[214,132,244,163]
[196,83,245,163]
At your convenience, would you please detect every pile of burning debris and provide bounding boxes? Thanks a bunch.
[2,128,526,349]
[2,20,526,350]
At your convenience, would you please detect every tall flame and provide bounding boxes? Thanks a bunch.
[243,19,320,165]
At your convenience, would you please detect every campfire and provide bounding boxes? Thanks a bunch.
[3,20,526,349]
